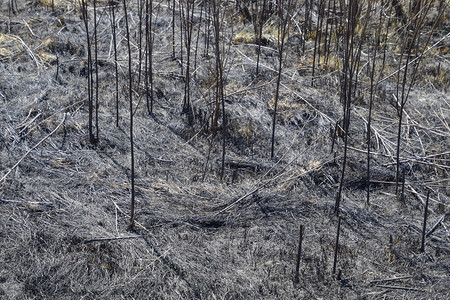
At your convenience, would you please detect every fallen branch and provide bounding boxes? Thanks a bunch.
[0,113,66,184]
[426,215,446,238]
[83,235,143,243]
[376,285,425,292]
[370,275,413,283]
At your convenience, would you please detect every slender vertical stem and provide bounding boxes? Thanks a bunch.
[149,0,154,114]
[172,0,175,58]
[335,0,355,214]
[145,0,154,115]
[182,0,195,116]
[110,0,119,127]
[421,189,430,253]
[8,0,12,33]
[332,216,341,275]
[94,0,99,141]
[145,0,149,114]
[271,52,282,159]
[137,0,144,89]
[335,0,367,214]
[193,1,204,80]
[212,0,226,179]
[302,0,309,53]
[395,1,435,194]
[400,169,406,200]
[205,1,211,57]
[367,4,383,206]
[294,224,304,284]
[271,0,292,159]
[221,82,226,180]
[55,56,59,80]
[316,0,325,70]
[323,0,331,65]
[330,120,338,153]
[255,0,266,75]
[123,0,135,231]
[311,1,319,87]
[179,0,184,76]
[81,0,95,144]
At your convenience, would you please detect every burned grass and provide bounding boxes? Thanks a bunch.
[1,1,449,299]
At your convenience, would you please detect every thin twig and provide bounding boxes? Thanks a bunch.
[22,19,37,38]
[83,235,143,243]
[426,215,446,238]
[11,34,42,71]
[370,275,413,283]
[376,285,425,292]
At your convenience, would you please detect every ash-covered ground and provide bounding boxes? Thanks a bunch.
[1,1,449,299]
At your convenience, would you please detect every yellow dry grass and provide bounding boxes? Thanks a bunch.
[37,50,57,63]
[37,0,110,9]
[233,30,272,45]
[0,34,22,59]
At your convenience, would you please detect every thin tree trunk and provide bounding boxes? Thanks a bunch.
[110,0,119,127]
[123,0,136,231]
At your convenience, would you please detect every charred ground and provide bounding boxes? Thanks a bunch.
[0,1,449,299]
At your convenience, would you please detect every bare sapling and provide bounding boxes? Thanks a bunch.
[145,0,154,115]
[394,1,438,194]
[109,0,120,126]
[312,0,325,86]
[8,0,15,33]
[251,0,268,75]
[332,216,341,275]
[204,1,212,57]
[302,0,312,53]
[93,0,99,141]
[366,3,385,206]
[178,0,184,76]
[270,0,293,160]
[421,189,430,252]
[322,0,332,66]
[123,0,136,231]
[212,0,226,179]
[193,1,204,80]
[181,0,195,117]
[172,0,176,58]
[80,0,96,144]
[335,0,369,214]
[294,224,304,284]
